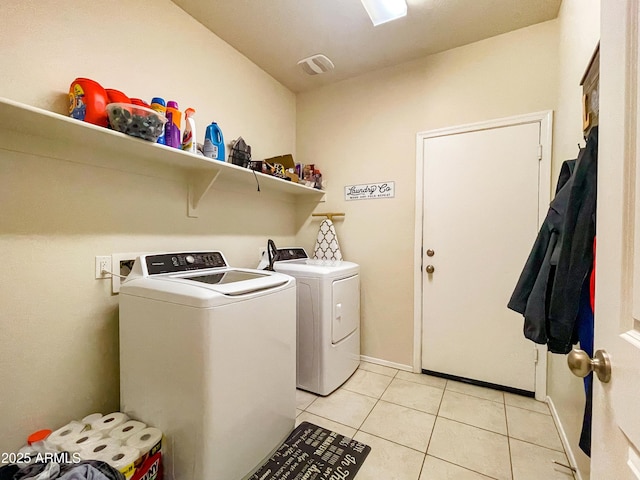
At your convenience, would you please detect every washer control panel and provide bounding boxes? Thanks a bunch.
[276,248,308,261]
[145,252,227,275]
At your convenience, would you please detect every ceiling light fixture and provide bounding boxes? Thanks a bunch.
[360,0,407,26]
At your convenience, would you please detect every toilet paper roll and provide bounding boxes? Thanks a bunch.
[47,421,86,449]
[102,446,141,471]
[18,445,35,455]
[17,445,35,468]
[81,413,103,426]
[109,420,147,442]
[89,412,129,434]
[125,427,162,456]
[60,430,104,453]
[79,438,121,461]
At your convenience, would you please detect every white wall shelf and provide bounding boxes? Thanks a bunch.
[0,97,325,217]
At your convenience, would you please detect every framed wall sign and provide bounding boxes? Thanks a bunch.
[344,181,395,201]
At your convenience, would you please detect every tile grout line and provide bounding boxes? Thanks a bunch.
[347,372,517,479]
[354,366,398,433]
[504,395,514,480]
[304,370,553,479]
[504,404,566,452]
[507,436,568,454]
[359,364,399,378]
[347,372,556,479]
[418,378,450,480]
[304,387,553,444]
[432,388,513,480]
[302,395,317,412]
[299,410,359,432]
[444,388,508,409]
[343,369,450,476]
[445,387,507,405]
[359,369,429,480]
[423,378,448,459]
[352,366,429,477]
[354,430,428,455]
[427,453,502,480]
[433,378,448,420]
[505,402,552,416]
[438,415,512,438]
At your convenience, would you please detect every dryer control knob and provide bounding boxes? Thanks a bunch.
[185,255,195,264]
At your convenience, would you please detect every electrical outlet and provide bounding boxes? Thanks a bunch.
[95,256,112,279]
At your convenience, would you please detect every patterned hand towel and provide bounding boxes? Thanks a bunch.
[313,219,343,261]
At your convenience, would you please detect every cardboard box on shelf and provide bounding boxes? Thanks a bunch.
[264,154,299,183]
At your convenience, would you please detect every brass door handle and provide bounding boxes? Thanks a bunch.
[568,348,611,383]
[425,265,435,274]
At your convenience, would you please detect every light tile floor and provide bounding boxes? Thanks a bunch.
[295,362,575,480]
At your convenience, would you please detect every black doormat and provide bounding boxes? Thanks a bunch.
[249,421,371,479]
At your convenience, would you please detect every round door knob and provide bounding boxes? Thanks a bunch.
[426,249,435,257]
[426,265,435,274]
[568,348,611,383]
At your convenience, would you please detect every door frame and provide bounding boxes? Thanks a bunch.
[413,111,553,400]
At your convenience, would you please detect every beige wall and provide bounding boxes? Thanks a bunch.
[296,21,560,367]
[0,1,601,472]
[548,1,601,478]
[0,0,298,451]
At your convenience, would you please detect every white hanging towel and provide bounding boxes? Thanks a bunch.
[314,219,343,261]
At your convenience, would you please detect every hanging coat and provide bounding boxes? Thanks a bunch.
[507,159,575,344]
[547,127,598,354]
[508,126,598,353]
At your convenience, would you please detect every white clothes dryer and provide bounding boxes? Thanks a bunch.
[119,251,296,480]
[259,247,360,396]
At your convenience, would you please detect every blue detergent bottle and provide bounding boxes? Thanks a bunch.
[204,122,225,161]
[149,97,167,145]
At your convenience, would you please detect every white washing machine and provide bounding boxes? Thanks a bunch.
[259,247,360,396]
[119,251,296,480]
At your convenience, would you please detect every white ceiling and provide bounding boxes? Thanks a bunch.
[172,0,562,93]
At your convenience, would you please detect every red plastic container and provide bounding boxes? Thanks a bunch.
[130,98,150,107]
[106,88,131,104]
[68,78,109,127]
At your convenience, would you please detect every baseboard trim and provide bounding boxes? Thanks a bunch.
[546,395,583,480]
[360,355,412,372]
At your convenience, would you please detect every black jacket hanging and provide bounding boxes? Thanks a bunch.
[508,127,598,354]
[548,126,598,353]
[507,159,575,344]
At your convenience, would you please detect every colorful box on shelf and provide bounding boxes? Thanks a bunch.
[264,154,300,183]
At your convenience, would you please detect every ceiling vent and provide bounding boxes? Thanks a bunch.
[297,54,335,75]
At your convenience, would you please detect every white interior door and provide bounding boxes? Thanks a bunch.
[590,4,640,478]
[419,116,550,394]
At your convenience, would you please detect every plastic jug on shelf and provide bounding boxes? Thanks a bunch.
[204,122,225,161]
[68,78,109,127]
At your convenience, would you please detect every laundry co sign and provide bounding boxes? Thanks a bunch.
[344,181,395,201]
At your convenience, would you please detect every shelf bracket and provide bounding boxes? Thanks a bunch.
[188,170,221,217]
